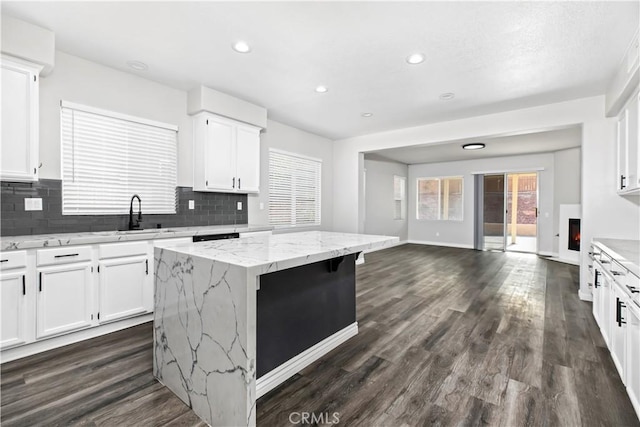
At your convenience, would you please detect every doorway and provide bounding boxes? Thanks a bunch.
[480,172,538,253]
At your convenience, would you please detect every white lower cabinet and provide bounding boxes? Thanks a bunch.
[610,282,627,375]
[98,255,150,323]
[36,262,93,339]
[1,269,28,349]
[626,303,640,416]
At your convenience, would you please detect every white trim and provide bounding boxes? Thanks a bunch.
[579,290,593,301]
[269,147,323,163]
[60,100,178,131]
[545,256,580,266]
[471,167,545,174]
[537,251,556,257]
[0,313,153,364]
[407,240,474,249]
[256,322,358,399]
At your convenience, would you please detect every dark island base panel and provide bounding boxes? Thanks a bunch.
[257,254,356,378]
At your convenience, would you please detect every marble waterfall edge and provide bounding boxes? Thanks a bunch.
[154,248,257,426]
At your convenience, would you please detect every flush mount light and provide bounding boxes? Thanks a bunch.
[439,92,455,101]
[462,143,485,150]
[126,60,148,71]
[361,112,373,117]
[232,41,251,53]
[315,85,328,93]
[406,53,425,65]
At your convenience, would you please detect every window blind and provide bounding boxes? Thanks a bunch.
[61,102,178,215]
[269,149,321,226]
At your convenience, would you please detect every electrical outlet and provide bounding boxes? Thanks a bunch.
[259,202,265,210]
[188,200,195,210]
[25,198,43,211]
[436,232,440,237]
[237,201,243,211]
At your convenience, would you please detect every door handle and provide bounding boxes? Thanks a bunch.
[22,275,26,295]
[39,272,42,292]
[232,177,235,188]
[238,178,241,189]
[145,259,149,275]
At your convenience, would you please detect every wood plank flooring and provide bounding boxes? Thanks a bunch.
[2,244,638,426]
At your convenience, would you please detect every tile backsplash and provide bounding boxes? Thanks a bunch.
[1,179,248,236]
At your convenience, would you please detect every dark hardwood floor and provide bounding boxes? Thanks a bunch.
[2,244,638,426]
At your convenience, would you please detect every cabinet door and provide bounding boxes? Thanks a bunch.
[601,272,612,345]
[205,118,236,191]
[593,267,602,326]
[610,284,627,377]
[628,93,640,189]
[618,111,629,191]
[235,126,261,193]
[625,304,640,417]
[98,255,149,323]
[37,263,93,339]
[0,270,28,349]
[0,58,39,182]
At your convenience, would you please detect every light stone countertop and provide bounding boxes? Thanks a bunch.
[0,224,273,251]
[593,238,640,278]
[159,230,399,276]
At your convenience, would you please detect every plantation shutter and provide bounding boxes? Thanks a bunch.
[61,101,178,215]
[269,149,321,226]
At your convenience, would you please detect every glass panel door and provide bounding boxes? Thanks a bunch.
[506,173,538,253]
[483,174,506,251]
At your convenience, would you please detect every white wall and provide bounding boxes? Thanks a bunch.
[39,51,193,185]
[363,158,408,241]
[247,120,333,230]
[408,153,555,253]
[553,147,581,254]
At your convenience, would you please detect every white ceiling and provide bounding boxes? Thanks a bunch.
[365,126,582,165]
[2,2,638,140]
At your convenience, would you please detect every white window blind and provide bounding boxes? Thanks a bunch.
[61,101,178,215]
[269,149,321,226]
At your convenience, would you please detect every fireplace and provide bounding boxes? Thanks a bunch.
[568,218,581,251]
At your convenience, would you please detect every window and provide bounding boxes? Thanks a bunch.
[269,149,321,226]
[393,175,406,220]
[61,101,178,215]
[417,176,463,220]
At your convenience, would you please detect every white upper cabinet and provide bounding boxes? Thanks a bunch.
[1,55,41,182]
[193,113,261,194]
[617,89,640,194]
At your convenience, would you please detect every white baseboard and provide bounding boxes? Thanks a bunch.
[407,240,474,250]
[537,251,556,257]
[545,256,580,266]
[579,289,593,302]
[362,240,407,254]
[1,313,153,363]
[256,322,358,399]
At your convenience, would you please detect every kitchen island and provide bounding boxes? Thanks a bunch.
[153,231,398,426]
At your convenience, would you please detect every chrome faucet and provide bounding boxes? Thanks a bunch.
[129,194,142,230]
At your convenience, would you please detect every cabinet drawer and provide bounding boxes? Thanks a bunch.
[37,246,92,266]
[99,241,149,259]
[626,272,640,308]
[0,251,27,270]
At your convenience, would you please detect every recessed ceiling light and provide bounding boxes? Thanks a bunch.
[126,60,148,71]
[361,113,373,117]
[462,143,485,150]
[315,85,328,93]
[406,53,425,65]
[439,92,455,101]
[232,41,251,53]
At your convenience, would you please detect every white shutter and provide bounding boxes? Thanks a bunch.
[269,149,321,226]
[61,102,178,215]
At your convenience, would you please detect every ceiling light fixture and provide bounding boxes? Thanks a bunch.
[126,60,148,71]
[406,53,425,65]
[315,85,328,93]
[439,92,455,101]
[361,113,373,117]
[232,41,251,53]
[462,143,485,150]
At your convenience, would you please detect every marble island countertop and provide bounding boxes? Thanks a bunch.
[159,231,399,276]
[0,224,273,251]
[593,238,640,277]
